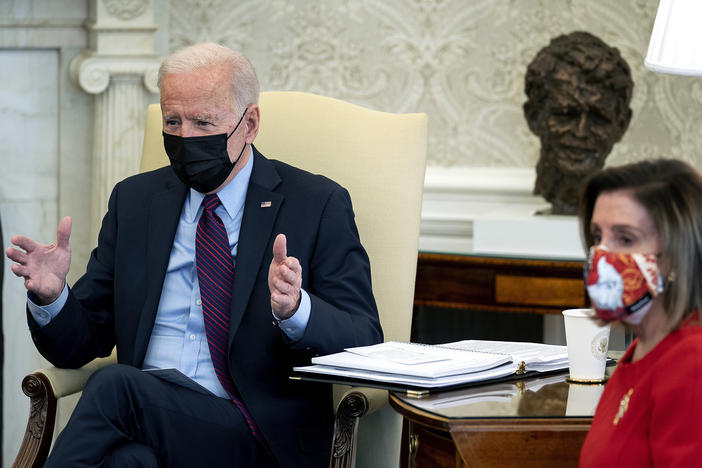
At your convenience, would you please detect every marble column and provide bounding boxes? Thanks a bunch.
[70,0,161,243]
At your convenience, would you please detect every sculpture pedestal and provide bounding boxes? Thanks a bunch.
[473,209,585,260]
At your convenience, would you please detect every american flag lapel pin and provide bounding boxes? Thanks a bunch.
[260,201,272,208]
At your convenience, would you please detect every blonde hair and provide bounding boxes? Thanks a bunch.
[158,42,259,115]
[579,159,702,329]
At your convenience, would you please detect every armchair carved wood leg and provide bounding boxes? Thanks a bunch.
[330,391,370,468]
[13,372,57,468]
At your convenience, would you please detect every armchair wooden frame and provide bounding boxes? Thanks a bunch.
[14,364,378,468]
[13,352,117,468]
[14,372,55,468]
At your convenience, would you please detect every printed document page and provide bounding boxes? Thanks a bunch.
[311,341,512,378]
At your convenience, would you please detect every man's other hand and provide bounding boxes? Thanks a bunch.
[268,233,302,319]
[6,216,72,305]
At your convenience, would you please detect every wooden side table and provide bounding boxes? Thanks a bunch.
[414,253,587,315]
[390,373,600,467]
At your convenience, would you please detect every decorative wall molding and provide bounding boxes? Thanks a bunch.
[104,0,150,21]
[70,55,160,95]
[420,167,548,253]
[0,18,86,47]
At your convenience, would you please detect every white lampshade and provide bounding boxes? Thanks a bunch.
[645,0,702,76]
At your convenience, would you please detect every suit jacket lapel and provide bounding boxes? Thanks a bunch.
[229,147,282,345]
[134,176,188,365]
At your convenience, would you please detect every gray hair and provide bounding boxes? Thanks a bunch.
[158,42,259,115]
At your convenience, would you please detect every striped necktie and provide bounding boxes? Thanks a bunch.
[195,193,262,442]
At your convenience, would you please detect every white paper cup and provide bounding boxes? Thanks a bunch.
[565,383,605,416]
[562,308,611,383]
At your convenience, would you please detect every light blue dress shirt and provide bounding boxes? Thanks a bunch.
[28,146,311,398]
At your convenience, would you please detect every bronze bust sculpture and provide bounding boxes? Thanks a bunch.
[524,31,634,215]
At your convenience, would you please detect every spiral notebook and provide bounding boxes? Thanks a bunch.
[292,340,569,394]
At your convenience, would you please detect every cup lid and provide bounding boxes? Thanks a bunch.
[562,308,595,318]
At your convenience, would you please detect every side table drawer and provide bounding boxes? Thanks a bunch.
[495,275,585,307]
[414,253,587,314]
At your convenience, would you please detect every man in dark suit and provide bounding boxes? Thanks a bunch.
[6,42,382,467]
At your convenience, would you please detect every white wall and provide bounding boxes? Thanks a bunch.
[0,2,92,465]
[1,48,60,468]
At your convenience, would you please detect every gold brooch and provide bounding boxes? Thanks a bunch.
[613,388,634,425]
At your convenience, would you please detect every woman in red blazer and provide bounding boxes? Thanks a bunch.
[579,158,702,467]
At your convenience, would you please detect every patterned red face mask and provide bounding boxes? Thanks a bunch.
[584,245,664,325]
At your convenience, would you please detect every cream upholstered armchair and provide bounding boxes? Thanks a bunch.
[252,92,427,468]
[13,92,427,468]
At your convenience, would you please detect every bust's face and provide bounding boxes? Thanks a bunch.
[536,66,626,175]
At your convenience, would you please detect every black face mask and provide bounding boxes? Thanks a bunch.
[163,108,248,193]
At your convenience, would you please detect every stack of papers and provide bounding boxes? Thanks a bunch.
[293,340,569,390]
[444,340,569,373]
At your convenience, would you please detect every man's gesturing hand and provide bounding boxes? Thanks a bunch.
[5,216,72,305]
[268,233,302,319]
